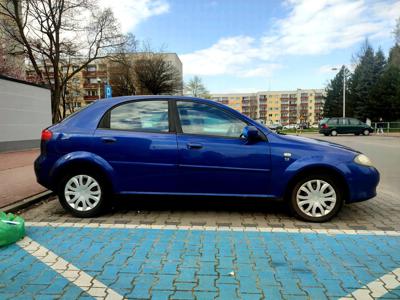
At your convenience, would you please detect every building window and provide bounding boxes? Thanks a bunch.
[86,90,97,96]
[87,65,97,72]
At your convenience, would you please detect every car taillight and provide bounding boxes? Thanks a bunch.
[321,123,329,129]
[41,129,53,141]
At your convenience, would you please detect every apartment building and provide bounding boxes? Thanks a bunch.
[26,52,183,110]
[211,89,325,125]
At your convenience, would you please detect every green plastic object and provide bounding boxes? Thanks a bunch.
[0,211,25,247]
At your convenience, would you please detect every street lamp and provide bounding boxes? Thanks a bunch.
[96,77,101,100]
[331,67,346,118]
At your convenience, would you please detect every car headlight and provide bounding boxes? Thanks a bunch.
[354,154,373,167]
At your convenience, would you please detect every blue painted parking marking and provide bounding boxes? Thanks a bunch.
[0,243,92,299]
[19,226,400,299]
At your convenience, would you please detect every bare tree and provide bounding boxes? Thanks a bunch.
[0,38,24,79]
[185,75,210,98]
[108,33,137,96]
[133,51,182,95]
[0,0,126,123]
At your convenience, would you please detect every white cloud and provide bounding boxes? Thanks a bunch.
[99,0,169,32]
[181,36,262,76]
[181,0,399,77]
[262,0,398,56]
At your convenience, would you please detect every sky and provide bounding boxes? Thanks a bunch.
[99,0,400,93]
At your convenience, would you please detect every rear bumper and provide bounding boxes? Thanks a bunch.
[319,129,329,134]
[34,154,55,191]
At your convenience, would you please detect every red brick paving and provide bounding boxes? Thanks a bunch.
[0,149,46,208]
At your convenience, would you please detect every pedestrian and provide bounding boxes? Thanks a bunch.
[296,122,303,136]
[377,117,384,135]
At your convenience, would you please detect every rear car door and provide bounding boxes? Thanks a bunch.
[92,100,178,193]
[348,118,362,133]
[174,100,271,196]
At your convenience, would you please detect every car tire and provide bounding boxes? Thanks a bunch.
[330,130,338,136]
[363,129,370,136]
[289,174,344,222]
[58,171,109,217]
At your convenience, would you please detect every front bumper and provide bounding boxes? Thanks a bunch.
[346,162,380,203]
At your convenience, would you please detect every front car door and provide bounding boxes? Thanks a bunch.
[92,100,178,193]
[174,100,271,196]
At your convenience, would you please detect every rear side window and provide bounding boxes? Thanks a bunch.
[349,118,362,125]
[101,100,169,133]
[327,118,338,125]
[177,101,247,138]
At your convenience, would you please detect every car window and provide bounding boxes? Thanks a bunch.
[349,118,361,125]
[177,101,247,138]
[327,118,338,125]
[106,100,169,132]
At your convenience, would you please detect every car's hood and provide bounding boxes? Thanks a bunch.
[276,133,360,154]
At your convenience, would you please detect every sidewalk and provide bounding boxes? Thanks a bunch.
[0,149,46,209]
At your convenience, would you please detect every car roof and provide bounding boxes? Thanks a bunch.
[93,95,215,106]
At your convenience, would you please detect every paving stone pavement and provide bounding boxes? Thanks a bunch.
[0,189,399,300]
[19,187,400,231]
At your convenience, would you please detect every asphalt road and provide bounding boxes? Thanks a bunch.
[302,134,400,199]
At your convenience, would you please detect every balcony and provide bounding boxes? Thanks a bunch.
[83,83,101,89]
[82,70,107,78]
[84,95,99,101]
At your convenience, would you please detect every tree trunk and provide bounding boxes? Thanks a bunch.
[51,89,61,124]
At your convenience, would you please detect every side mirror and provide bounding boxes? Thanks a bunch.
[241,125,260,142]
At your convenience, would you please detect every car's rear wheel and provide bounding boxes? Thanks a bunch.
[58,172,108,217]
[290,174,344,222]
[330,130,338,136]
[363,129,370,136]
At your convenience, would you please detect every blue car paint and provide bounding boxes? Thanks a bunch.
[34,96,379,203]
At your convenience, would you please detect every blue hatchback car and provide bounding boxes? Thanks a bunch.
[35,96,379,222]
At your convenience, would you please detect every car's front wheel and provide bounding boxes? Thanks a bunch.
[290,175,344,222]
[58,172,108,217]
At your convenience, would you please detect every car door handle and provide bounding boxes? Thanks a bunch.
[187,143,203,150]
[101,137,116,144]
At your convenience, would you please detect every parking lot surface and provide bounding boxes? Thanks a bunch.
[1,135,399,299]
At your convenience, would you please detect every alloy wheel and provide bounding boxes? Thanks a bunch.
[296,179,337,218]
[64,175,101,211]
